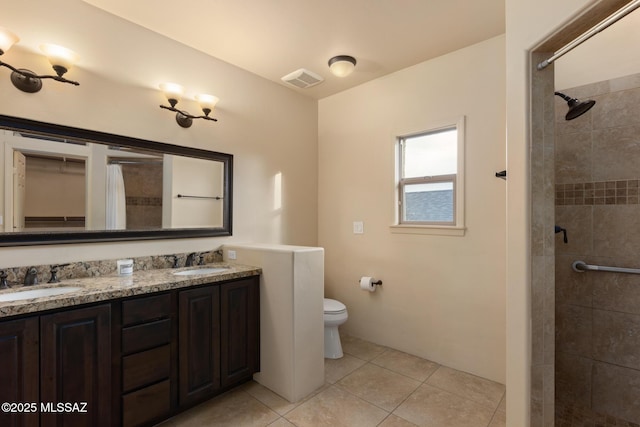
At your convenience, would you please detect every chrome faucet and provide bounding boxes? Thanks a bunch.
[23,267,38,286]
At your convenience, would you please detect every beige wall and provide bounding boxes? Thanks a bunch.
[555,10,640,90]
[0,0,318,267]
[318,35,507,383]
[167,156,224,228]
[24,157,85,217]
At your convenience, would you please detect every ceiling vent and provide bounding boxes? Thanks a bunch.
[281,68,324,89]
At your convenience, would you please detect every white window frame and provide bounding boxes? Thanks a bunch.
[391,116,466,236]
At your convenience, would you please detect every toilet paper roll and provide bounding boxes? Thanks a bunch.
[360,276,376,292]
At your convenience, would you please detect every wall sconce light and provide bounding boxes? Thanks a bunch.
[159,82,219,128]
[328,55,357,77]
[0,26,80,93]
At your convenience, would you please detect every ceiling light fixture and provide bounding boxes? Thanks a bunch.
[0,26,80,93]
[159,83,219,128]
[328,55,356,77]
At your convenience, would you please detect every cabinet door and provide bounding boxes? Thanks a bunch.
[0,317,39,427]
[40,304,111,427]
[220,277,259,387]
[178,286,220,406]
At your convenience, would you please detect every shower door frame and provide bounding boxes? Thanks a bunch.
[527,0,633,425]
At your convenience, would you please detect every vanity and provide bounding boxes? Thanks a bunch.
[0,117,325,425]
[0,263,260,427]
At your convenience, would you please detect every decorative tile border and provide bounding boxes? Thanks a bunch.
[556,180,640,206]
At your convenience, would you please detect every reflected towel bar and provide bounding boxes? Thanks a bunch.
[176,194,223,200]
[572,260,640,275]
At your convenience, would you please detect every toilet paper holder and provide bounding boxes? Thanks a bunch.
[359,279,382,286]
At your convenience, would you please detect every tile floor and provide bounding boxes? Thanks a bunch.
[158,334,506,427]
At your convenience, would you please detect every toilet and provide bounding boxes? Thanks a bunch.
[323,298,348,359]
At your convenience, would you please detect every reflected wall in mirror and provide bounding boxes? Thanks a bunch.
[22,153,86,231]
[0,115,232,246]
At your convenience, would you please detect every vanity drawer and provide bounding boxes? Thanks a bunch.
[122,318,171,354]
[122,345,171,393]
[122,293,171,326]
[122,379,171,427]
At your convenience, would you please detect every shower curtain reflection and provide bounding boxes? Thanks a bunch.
[106,164,126,230]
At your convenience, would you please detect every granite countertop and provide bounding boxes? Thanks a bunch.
[0,263,261,319]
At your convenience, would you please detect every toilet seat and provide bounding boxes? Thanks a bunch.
[324,298,346,314]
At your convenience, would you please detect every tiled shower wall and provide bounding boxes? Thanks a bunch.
[555,72,640,424]
[530,52,556,427]
[122,163,163,229]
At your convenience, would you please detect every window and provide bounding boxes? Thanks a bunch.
[394,118,465,234]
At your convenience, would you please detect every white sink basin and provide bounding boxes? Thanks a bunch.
[0,286,83,302]
[173,267,230,276]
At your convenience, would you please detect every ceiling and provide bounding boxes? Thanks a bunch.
[78,0,505,99]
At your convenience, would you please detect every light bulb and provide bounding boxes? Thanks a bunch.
[328,55,356,77]
[195,94,219,115]
[159,82,184,106]
[40,44,79,75]
[0,27,19,55]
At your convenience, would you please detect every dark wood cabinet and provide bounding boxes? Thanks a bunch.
[0,306,111,427]
[220,278,259,387]
[178,276,260,407]
[178,285,221,406]
[0,273,259,427]
[119,293,175,427]
[0,317,39,427]
[40,304,111,427]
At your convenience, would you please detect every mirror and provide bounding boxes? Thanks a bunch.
[0,115,232,246]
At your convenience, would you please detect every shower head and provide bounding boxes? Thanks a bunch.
[555,92,596,121]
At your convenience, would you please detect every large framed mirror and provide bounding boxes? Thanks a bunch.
[0,115,232,246]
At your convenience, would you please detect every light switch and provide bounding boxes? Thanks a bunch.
[353,221,364,234]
